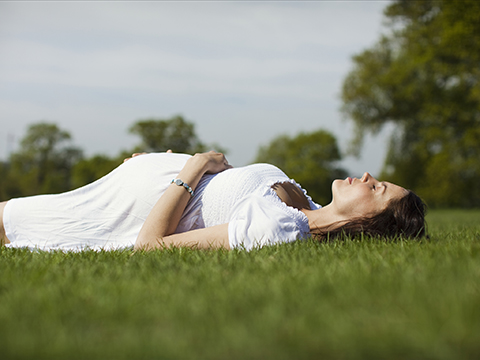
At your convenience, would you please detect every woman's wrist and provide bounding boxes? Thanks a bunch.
[180,156,210,181]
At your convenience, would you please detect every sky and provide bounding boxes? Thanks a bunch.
[0,0,393,177]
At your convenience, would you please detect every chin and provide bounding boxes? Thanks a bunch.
[331,179,342,195]
[332,179,344,187]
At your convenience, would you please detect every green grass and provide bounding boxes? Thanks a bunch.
[1,210,480,360]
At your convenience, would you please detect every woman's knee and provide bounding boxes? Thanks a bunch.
[0,201,10,245]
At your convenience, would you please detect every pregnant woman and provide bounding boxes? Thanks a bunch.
[0,151,426,251]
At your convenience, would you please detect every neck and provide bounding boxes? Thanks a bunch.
[301,204,346,232]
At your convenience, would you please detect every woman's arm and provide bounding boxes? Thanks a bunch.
[137,223,230,250]
[134,151,233,251]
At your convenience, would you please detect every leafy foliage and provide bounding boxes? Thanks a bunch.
[341,0,480,207]
[255,129,346,205]
[71,154,121,189]
[0,123,82,198]
[129,115,225,154]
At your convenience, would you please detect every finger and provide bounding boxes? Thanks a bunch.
[222,156,232,169]
[166,149,173,153]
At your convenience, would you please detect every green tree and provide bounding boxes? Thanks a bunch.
[129,115,225,154]
[255,130,346,205]
[341,0,480,207]
[71,154,121,189]
[4,122,83,198]
[0,161,16,200]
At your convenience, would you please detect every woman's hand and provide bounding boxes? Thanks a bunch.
[189,151,233,174]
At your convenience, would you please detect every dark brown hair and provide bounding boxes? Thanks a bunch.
[313,190,427,240]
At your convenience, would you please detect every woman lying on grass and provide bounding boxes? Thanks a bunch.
[0,151,426,251]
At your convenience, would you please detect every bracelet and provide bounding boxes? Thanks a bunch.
[171,178,195,197]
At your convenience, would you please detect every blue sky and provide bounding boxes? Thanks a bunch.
[0,1,392,176]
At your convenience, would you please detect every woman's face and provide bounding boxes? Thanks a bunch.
[331,172,407,219]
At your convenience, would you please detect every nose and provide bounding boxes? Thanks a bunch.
[361,172,380,185]
[361,172,371,182]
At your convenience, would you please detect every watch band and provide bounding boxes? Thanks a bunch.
[171,178,195,197]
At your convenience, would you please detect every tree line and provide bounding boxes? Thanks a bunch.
[0,116,220,201]
[0,116,346,206]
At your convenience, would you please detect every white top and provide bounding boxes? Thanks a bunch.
[3,153,320,251]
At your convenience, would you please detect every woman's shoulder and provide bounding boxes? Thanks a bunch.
[227,194,310,250]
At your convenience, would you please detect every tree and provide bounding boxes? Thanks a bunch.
[341,0,480,207]
[255,130,347,205]
[71,154,121,189]
[129,115,226,154]
[4,122,83,198]
[0,161,16,200]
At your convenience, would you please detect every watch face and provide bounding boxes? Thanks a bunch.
[174,179,183,186]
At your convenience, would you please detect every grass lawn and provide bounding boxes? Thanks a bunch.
[1,209,479,360]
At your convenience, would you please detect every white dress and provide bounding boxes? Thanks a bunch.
[3,153,320,251]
